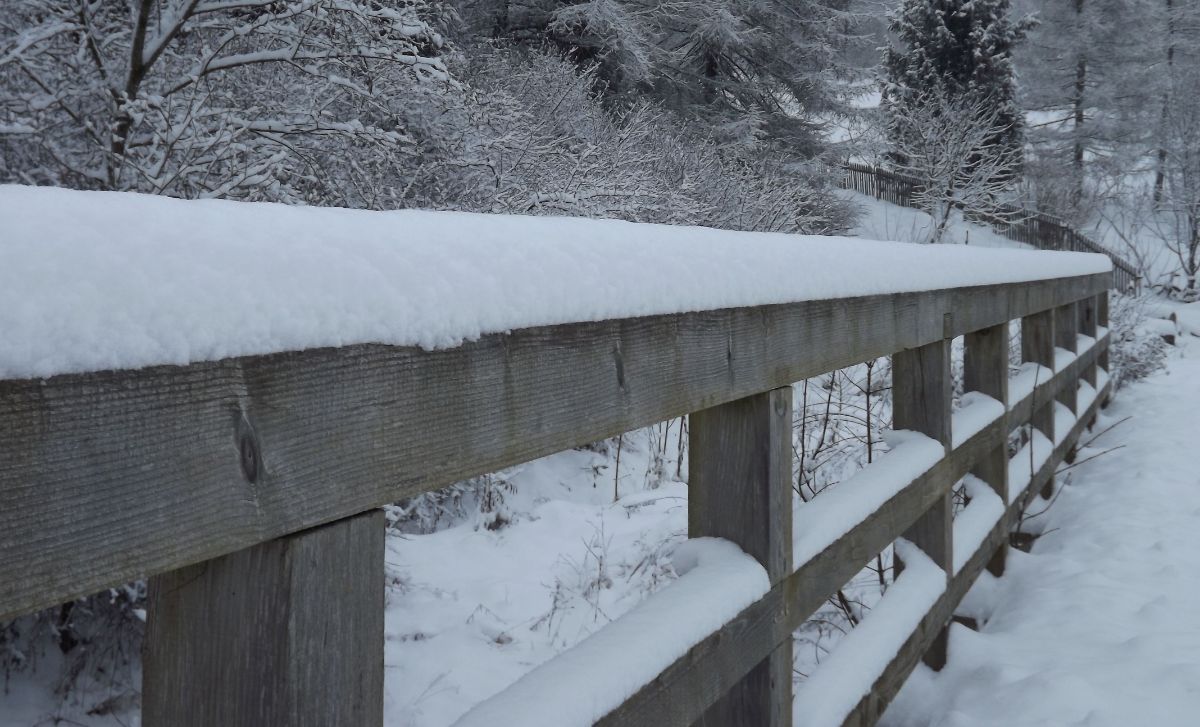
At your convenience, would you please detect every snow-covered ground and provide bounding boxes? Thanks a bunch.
[884,304,1200,727]
[842,189,1032,249]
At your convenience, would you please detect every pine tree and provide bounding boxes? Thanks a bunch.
[883,0,1030,174]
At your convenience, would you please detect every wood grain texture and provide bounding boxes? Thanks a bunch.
[0,274,1109,622]
[143,509,384,727]
[963,324,1010,576]
[689,387,793,727]
[840,375,1112,727]
[891,339,952,669]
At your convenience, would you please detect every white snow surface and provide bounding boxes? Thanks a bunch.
[951,476,1005,576]
[1,184,1109,379]
[452,537,767,727]
[1007,363,1054,406]
[792,540,946,727]
[951,392,1004,448]
[884,334,1200,727]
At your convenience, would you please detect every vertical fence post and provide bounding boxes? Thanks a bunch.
[1079,296,1098,389]
[1055,302,1078,416]
[963,323,1010,576]
[1097,289,1110,375]
[892,338,952,669]
[689,387,794,727]
[143,510,386,727]
[1022,309,1056,498]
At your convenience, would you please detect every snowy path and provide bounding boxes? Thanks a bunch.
[884,339,1200,726]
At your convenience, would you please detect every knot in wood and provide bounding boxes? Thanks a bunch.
[236,414,261,484]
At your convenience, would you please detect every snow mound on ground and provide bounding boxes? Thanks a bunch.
[1,185,1109,379]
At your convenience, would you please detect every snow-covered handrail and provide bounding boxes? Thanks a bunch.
[0,187,1115,727]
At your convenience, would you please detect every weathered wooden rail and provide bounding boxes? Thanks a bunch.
[840,161,1140,294]
[0,269,1112,725]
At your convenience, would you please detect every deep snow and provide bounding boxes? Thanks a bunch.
[0,185,1108,379]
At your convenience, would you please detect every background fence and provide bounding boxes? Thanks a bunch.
[840,162,1140,293]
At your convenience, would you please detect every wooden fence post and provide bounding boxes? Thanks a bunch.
[689,387,793,727]
[1079,297,1098,388]
[1098,291,1110,398]
[1055,303,1078,415]
[892,339,952,669]
[963,324,1010,576]
[143,509,385,727]
[1021,309,1056,498]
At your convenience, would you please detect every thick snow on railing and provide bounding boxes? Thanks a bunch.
[952,392,1006,448]
[792,431,945,566]
[451,538,769,727]
[790,540,946,727]
[0,185,1111,379]
[952,476,1006,575]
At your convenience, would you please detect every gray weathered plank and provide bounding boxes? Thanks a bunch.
[892,339,952,669]
[1021,308,1056,498]
[1078,297,1098,388]
[1055,303,1079,413]
[0,273,1110,622]
[963,323,1010,576]
[1097,291,1111,389]
[143,509,384,727]
[689,387,793,727]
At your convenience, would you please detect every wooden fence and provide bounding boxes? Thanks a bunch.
[840,162,1140,294]
[0,270,1112,726]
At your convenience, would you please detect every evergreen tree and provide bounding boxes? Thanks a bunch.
[883,0,1030,173]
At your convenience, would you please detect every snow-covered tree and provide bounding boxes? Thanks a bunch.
[884,0,1030,178]
[0,0,454,204]
[888,86,1022,243]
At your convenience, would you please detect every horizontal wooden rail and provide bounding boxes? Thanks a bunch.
[0,273,1108,622]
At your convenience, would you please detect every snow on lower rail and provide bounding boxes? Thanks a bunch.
[793,431,944,566]
[1008,363,1055,406]
[952,392,1005,448]
[952,476,1006,575]
[1,185,1111,379]
[451,537,768,727]
[791,540,946,727]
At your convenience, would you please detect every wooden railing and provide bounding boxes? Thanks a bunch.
[0,270,1113,726]
[840,162,1140,294]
